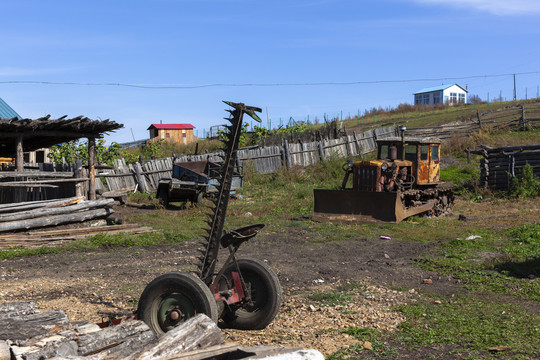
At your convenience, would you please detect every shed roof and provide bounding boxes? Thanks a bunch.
[148,123,195,130]
[0,115,123,156]
[414,84,467,95]
[0,97,21,119]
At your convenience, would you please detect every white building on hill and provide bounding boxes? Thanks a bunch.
[414,84,468,106]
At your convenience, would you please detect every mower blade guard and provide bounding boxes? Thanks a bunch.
[312,189,434,224]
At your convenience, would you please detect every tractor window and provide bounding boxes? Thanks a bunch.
[431,145,439,161]
[420,145,429,161]
[405,145,416,161]
[379,145,389,159]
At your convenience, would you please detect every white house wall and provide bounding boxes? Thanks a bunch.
[442,85,467,104]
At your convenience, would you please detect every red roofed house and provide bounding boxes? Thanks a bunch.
[147,123,196,145]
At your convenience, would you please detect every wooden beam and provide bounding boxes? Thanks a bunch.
[88,137,96,200]
[16,135,23,172]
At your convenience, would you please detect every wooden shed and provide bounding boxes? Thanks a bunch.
[147,123,196,145]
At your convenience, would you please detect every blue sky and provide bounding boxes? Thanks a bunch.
[1,0,539,144]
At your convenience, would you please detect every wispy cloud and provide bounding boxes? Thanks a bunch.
[411,0,540,15]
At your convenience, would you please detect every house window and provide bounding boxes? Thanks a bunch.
[182,132,186,138]
[450,93,457,104]
[165,133,170,138]
[415,95,422,105]
[423,94,430,105]
[459,93,465,103]
[433,93,441,104]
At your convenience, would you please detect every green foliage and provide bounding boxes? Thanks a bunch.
[142,139,166,159]
[509,163,540,198]
[48,139,121,165]
[396,296,540,356]
[440,165,479,184]
[308,291,353,306]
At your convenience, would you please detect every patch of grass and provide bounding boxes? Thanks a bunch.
[0,230,193,260]
[440,164,479,184]
[308,290,353,306]
[414,223,540,302]
[396,295,540,356]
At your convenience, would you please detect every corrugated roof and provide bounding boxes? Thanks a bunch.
[0,97,22,119]
[414,84,467,95]
[147,123,195,130]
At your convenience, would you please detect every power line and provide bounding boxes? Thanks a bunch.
[0,71,539,89]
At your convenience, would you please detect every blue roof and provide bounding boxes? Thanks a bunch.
[414,84,467,95]
[0,97,22,119]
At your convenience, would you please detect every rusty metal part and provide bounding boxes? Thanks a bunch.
[195,101,262,285]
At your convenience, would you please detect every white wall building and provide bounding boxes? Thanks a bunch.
[414,84,468,106]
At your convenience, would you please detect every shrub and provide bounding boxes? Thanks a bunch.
[508,163,540,198]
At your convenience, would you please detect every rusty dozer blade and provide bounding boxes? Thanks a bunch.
[313,189,435,224]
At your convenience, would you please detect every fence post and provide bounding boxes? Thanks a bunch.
[134,162,147,193]
[74,159,84,197]
[317,141,326,162]
[283,140,291,169]
[476,110,482,129]
[521,105,526,130]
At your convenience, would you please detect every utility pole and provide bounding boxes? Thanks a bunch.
[513,73,517,101]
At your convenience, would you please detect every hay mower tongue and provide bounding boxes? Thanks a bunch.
[135,102,282,335]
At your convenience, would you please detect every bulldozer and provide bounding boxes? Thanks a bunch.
[313,132,454,224]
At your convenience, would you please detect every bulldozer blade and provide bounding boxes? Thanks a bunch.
[313,189,435,224]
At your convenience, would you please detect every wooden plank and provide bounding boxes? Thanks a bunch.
[0,208,114,233]
[0,199,113,223]
[0,308,69,341]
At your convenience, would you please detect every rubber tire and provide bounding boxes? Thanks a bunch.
[191,191,203,204]
[137,272,218,335]
[220,258,282,330]
[158,187,169,207]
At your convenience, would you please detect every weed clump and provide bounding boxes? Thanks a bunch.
[508,163,540,198]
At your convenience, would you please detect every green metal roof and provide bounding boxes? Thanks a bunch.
[0,97,21,119]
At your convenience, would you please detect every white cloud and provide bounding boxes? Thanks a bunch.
[412,0,540,15]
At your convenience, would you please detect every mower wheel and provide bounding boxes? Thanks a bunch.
[137,272,218,335]
[220,258,282,330]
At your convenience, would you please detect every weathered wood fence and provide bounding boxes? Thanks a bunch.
[469,144,540,190]
[406,103,540,139]
[102,124,397,192]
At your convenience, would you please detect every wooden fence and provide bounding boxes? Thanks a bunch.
[405,103,540,140]
[469,144,540,190]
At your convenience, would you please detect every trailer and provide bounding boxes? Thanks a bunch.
[156,159,243,206]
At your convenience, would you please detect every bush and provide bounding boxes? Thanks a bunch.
[509,163,540,198]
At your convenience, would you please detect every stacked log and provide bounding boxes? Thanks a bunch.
[473,144,540,190]
[0,302,323,360]
[0,197,156,249]
[0,197,114,233]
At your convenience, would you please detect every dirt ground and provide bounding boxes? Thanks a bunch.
[0,199,538,358]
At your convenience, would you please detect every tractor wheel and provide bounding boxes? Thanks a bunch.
[137,272,218,335]
[220,258,282,330]
[157,187,169,207]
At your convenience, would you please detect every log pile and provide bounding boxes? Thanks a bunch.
[470,144,540,190]
[0,197,154,249]
[0,302,323,360]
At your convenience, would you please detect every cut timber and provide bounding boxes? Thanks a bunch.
[0,341,9,360]
[0,196,83,214]
[78,320,155,356]
[0,208,114,233]
[0,199,114,223]
[0,223,148,239]
[0,308,69,341]
[132,314,224,360]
